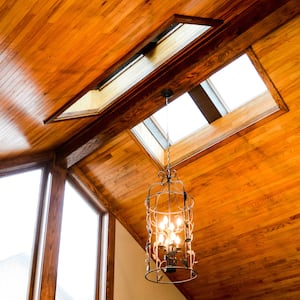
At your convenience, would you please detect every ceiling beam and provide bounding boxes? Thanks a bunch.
[189,85,223,123]
[56,0,298,168]
[0,151,54,176]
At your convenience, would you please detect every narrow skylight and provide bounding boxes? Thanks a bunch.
[52,21,212,121]
[208,54,267,111]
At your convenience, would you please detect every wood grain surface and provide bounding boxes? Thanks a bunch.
[0,0,299,299]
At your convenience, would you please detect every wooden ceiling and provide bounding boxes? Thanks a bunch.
[1,0,300,299]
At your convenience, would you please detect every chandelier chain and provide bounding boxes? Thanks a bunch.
[165,95,171,180]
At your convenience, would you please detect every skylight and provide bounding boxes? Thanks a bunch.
[132,52,285,167]
[51,18,214,122]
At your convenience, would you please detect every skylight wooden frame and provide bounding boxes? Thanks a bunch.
[45,15,222,123]
[132,48,288,168]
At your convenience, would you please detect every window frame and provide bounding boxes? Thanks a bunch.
[66,172,111,300]
[0,162,112,300]
[131,48,288,168]
[45,15,223,123]
[0,165,49,300]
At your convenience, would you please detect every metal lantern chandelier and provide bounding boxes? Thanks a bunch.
[145,89,197,284]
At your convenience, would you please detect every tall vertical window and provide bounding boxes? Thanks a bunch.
[55,182,99,300]
[0,169,42,300]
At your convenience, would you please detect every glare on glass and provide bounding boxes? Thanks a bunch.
[152,92,208,144]
[0,169,42,300]
[208,54,267,111]
[55,182,99,300]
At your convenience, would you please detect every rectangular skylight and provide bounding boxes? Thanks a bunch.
[132,51,285,167]
[53,20,213,121]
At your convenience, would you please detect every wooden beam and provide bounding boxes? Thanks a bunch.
[189,85,223,123]
[56,0,298,168]
[105,213,115,300]
[28,167,50,300]
[39,161,67,300]
[0,151,54,176]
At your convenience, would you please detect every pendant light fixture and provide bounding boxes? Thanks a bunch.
[145,89,197,284]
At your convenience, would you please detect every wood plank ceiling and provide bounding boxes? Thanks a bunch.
[1,0,300,299]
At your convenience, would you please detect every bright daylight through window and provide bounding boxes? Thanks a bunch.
[51,18,213,121]
[56,182,99,300]
[132,53,284,166]
[0,169,42,300]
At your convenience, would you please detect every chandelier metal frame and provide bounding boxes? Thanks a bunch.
[145,89,197,284]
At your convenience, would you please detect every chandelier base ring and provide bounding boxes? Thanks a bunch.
[145,267,197,284]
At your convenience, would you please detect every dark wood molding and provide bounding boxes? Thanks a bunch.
[39,161,67,300]
[105,213,115,300]
[28,166,50,300]
[246,47,289,112]
[56,0,297,168]
[0,151,54,177]
[189,85,223,123]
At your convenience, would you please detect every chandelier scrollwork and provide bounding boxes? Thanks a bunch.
[145,89,197,284]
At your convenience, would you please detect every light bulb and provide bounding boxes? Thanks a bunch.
[176,217,183,227]
[170,232,176,241]
[169,222,175,231]
[158,234,164,244]
[175,235,181,246]
[159,222,165,230]
[163,215,168,225]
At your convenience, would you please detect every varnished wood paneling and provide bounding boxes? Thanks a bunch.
[77,15,300,299]
[1,0,300,299]
[58,0,298,167]
[0,0,272,160]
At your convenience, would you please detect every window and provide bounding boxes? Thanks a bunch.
[132,52,287,167]
[0,169,42,300]
[55,182,100,300]
[47,15,222,122]
[0,166,110,299]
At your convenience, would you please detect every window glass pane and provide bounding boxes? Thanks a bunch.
[0,169,42,300]
[152,93,208,144]
[208,54,267,111]
[55,23,211,121]
[56,182,99,300]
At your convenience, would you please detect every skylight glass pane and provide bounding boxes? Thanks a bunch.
[208,54,267,111]
[152,93,208,144]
